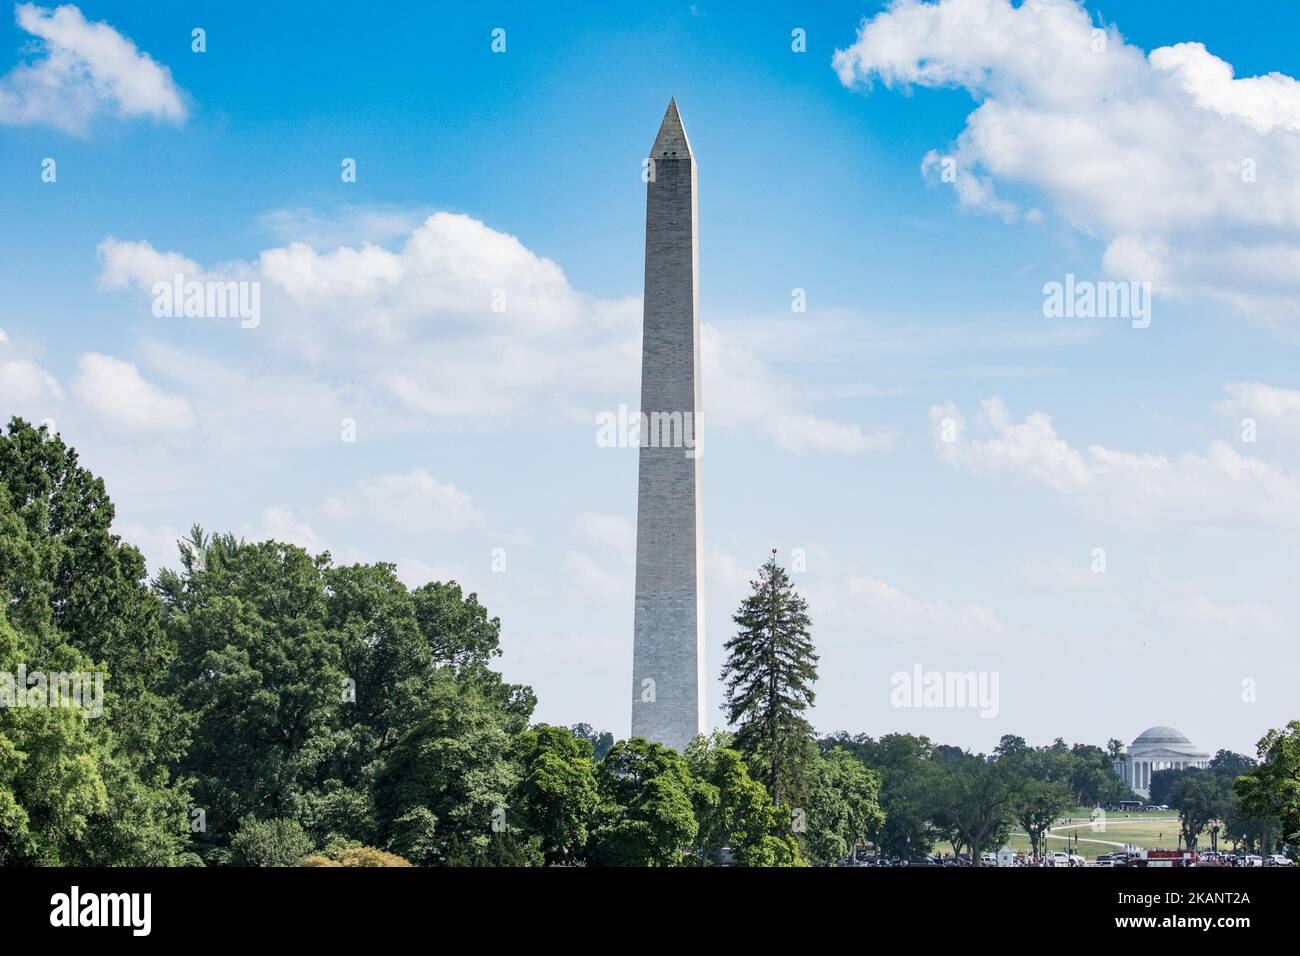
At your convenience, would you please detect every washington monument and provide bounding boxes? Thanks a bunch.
[630,98,705,752]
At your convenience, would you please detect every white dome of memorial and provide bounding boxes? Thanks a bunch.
[1112,726,1210,800]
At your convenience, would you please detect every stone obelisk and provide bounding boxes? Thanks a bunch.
[630,98,705,751]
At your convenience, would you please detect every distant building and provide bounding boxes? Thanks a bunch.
[1113,726,1210,799]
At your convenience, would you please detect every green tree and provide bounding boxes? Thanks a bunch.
[587,738,698,866]
[802,748,884,865]
[835,733,942,859]
[1068,743,1129,806]
[227,815,316,866]
[1167,772,1229,849]
[159,532,345,851]
[0,419,189,866]
[1011,778,1074,860]
[721,555,818,808]
[932,755,1015,866]
[411,580,503,670]
[1148,766,1196,807]
[1235,720,1300,847]
[570,723,615,762]
[373,671,522,865]
[685,731,800,866]
[512,724,598,864]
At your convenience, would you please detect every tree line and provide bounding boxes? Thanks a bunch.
[2,417,1298,866]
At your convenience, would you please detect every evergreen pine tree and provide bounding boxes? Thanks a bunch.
[720,553,819,808]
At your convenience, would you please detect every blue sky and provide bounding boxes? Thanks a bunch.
[3,0,1300,756]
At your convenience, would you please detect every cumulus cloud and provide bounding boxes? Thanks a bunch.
[0,4,186,133]
[0,329,61,423]
[259,507,325,552]
[806,565,1005,641]
[98,211,875,452]
[841,575,1004,637]
[97,238,200,290]
[1218,381,1300,425]
[834,0,1300,320]
[324,469,484,530]
[0,355,62,409]
[930,398,1090,492]
[932,395,1300,525]
[703,326,893,454]
[72,352,196,432]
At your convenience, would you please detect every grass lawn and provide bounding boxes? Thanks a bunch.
[929,810,1241,860]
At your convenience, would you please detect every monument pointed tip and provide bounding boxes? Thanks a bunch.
[651,97,693,159]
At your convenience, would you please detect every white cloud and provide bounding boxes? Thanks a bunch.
[574,512,635,563]
[930,397,1090,492]
[257,205,435,249]
[324,469,484,530]
[257,211,586,338]
[934,395,1300,525]
[834,0,1300,321]
[563,550,632,603]
[97,212,873,453]
[97,238,200,290]
[805,562,1005,641]
[113,521,182,575]
[1218,381,1300,424]
[133,340,358,453]
[703,326,892,453]
[767,412,895,454]
[839,575,1005,638]
[0,327,63,411]
[705,547,756,595]
[1158,594,1283,633]
[0,356,62,409]
[0,4,186,133]
[259,507,324,552]
[394,558,466,589]
[72,353,196,433]
[566,513,636,602]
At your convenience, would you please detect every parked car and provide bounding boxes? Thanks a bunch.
[1268,854,1292,867]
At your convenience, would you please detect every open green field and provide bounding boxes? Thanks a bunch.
[933,810,1236,860]
[1019,818,1183,858]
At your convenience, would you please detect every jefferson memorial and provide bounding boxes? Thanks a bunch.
[1113,726,1211,799]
